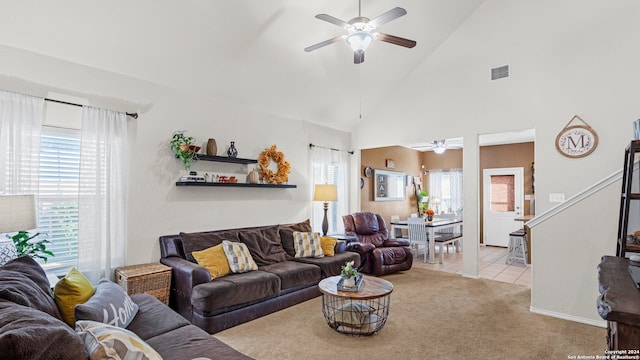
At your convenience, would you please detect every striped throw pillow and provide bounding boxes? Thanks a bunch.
[293,232,325,258]
[221,240,258,273]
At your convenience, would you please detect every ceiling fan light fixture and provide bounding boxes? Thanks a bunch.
[433,139,446,154]
[346,31,374,52]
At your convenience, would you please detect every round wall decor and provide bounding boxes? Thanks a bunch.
[258,145,290,184]
[555,115,598,158]
[364,166,372,177]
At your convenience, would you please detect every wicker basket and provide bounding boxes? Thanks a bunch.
[115,263,171,305]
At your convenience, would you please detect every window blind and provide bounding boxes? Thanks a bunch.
[38,127,80,272]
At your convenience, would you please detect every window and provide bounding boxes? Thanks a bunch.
[429,169,463,215]
[489,175,515,212]
[313,162,342,234]
[38,126,80,273]
[310,146,350,235]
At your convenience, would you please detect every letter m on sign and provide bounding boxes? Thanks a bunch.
[566,134,585,150]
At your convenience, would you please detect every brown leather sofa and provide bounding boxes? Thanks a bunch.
[159,220,360,334]
[343,212,413,276]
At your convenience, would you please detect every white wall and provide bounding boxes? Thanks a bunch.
[2,0,639,324]
[351,0,640,323]
[0,44,351,266]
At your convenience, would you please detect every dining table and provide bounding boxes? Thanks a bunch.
[390,218,463,264]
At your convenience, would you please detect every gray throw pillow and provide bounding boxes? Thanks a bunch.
[75,279,139,328]
[239,226,290,265]
[0,255,62,319]
[328,302,375,328]
[0,300,89,359]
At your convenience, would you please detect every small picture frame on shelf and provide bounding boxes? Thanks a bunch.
[385,159,395,169]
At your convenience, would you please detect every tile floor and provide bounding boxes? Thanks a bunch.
[411,244,531,288]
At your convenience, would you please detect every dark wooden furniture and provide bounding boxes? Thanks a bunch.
[597,255,640,350]
[617,141,640,257]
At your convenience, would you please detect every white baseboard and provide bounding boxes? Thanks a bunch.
[530,306,606,328]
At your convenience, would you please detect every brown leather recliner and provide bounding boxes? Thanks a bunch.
[343,212,413,276]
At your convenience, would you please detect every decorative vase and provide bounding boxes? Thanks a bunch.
[248,168,260,184]
[206,138,217,156]
[427,215,433,221]
[342,277,355,288]
[227,141,238,158]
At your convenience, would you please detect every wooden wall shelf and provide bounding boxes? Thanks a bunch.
[176,154,296,188]
[176,182,296,188]
[196,155,258,164]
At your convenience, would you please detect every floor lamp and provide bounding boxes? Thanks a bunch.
[0,194,37,265]
[314,184,337,236]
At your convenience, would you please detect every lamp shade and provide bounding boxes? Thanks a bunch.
[0,194,37,233]
[345,31,374,52]
[314,184,338,202]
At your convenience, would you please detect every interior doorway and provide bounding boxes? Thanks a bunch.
[483,167,525,247]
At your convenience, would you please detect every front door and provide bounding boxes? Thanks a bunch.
[483,167,524,247]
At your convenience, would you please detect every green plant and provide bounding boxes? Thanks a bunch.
[341,260,358,279]
[8,231,54,263]
[418,189,429,214]
[170,131,197,170]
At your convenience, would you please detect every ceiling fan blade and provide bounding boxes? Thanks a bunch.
[315,14,350,28]
[377,33,417,48]
[354,50,365,64]
[304,35,344,52]
[369,7,407,27]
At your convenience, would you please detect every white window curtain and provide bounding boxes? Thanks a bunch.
[0,90,44,195]
[77,106,127,283]
[450,169,463,214]
[429,169,463,215]
[310,146,350,235]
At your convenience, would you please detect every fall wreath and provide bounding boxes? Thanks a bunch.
[258,145,290,184]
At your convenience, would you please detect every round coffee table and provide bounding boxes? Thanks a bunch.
[318,275,393,336]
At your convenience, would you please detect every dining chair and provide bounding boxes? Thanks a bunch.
[407,217,429,262]
[390,215,402,238]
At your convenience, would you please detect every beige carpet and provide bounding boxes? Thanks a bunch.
[214,268,606,360]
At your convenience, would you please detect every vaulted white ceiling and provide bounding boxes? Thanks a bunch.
[0,0,486,132]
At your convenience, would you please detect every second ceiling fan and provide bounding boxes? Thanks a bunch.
[304,0,417,64]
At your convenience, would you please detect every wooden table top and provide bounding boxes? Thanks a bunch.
[318,275,393,300]
[598,255,640,324]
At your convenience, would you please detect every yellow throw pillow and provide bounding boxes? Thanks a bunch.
[293,231,324,258]
[54,268,95,326]
[320,236,337,256]
[221,240,258,273]
[192,244,232,279]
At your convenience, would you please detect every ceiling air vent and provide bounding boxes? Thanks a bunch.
[491,65,509,80]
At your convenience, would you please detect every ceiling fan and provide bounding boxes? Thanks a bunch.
[410,139,464,154]
[304,0,417,64]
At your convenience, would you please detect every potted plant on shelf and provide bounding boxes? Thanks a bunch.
[417,189,429,216]
[170,131,200,171]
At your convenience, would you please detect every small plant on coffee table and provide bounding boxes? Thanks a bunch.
[341,260,358,280]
